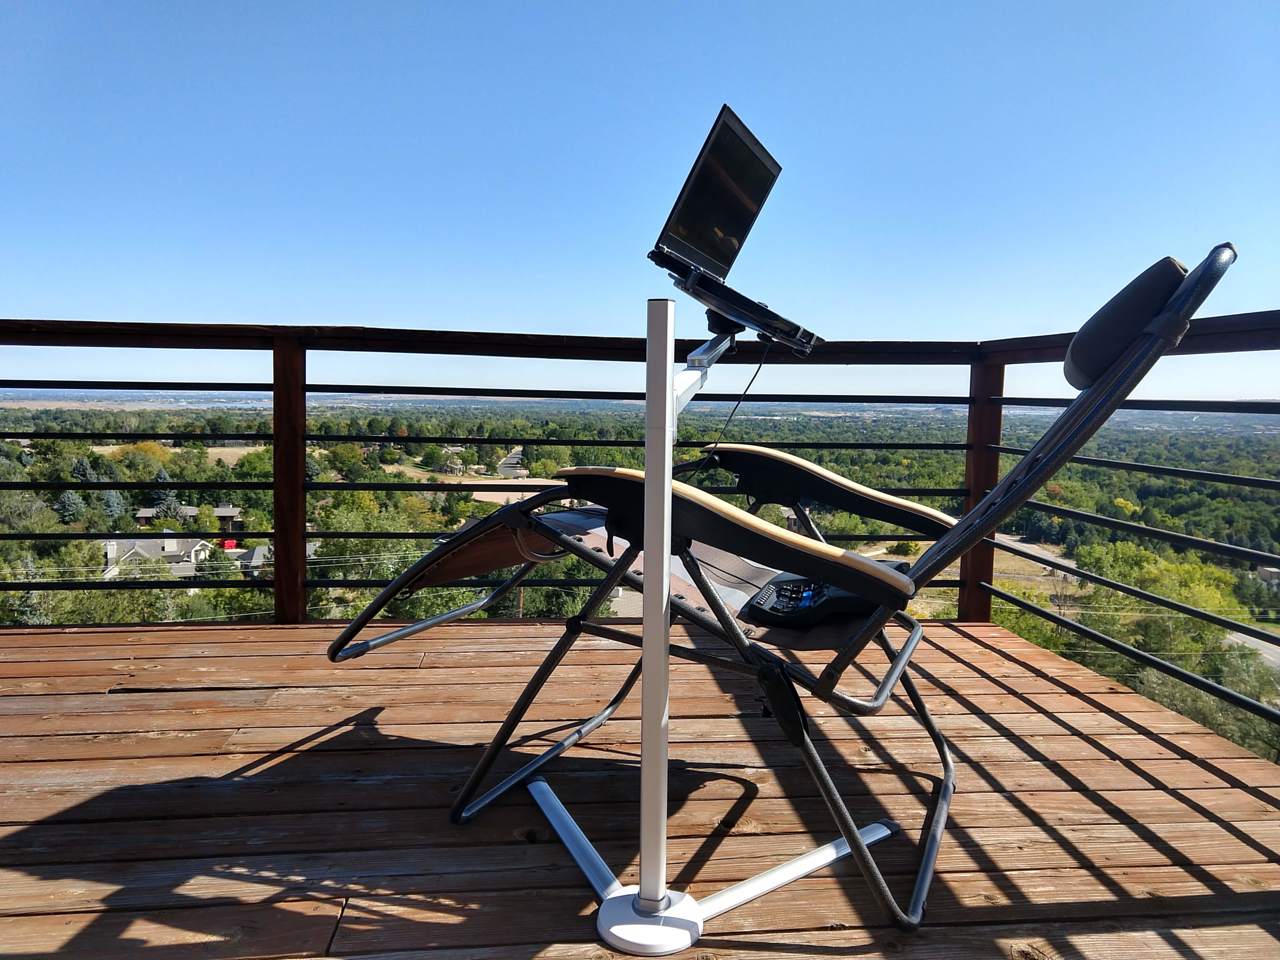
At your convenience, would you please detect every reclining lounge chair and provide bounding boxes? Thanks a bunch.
[329,244,1235,930]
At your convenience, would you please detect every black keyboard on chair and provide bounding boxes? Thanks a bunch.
[744,567,907,629]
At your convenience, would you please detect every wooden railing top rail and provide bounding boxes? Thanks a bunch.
[976,310,1280,363]
[3,309,1276,364]
[0,319,977,364]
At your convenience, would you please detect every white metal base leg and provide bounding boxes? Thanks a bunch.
[700,820,896,920]
[527,777,897,956]
[527,778,621,900]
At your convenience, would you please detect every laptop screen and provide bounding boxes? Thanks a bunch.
[656,106,780,281]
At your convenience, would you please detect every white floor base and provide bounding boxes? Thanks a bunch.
[597,887,704,956]
[531,776,898,955]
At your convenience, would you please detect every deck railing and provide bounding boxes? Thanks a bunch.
[1,310,1279,724]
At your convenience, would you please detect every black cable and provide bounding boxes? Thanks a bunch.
[702,338,772,460]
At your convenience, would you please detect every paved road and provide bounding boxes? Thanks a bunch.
[496,446,527,478]
[1229,629,1280,670]
[992,533,1078,570]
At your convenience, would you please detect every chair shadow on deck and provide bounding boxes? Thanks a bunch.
[3,632,1277,959]
[1,702,893,959]
[724,626,1280,958]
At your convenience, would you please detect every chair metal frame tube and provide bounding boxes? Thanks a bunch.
[448,542,642,823]
[682,550,951,931]
[327,485,569,662]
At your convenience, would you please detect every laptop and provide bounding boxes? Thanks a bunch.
[650,105,821,355]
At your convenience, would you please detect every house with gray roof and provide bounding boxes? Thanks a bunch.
[239,542,318,578]
[101,532,214,580]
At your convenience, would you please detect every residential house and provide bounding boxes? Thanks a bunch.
[101,532,214,580]
[213,504,244,533]
[134,502,244,533]
[135,505,199,526]
[239,541,318,578]
[240,545,272,578]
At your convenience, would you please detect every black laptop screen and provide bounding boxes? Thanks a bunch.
[657,107,780,280]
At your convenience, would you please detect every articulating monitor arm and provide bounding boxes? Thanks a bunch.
[649,247,822,356]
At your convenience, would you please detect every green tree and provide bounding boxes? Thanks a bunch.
[193,504,219,533]
[54,490,88,523]
[419,444,449,471]
[100,489,128,522]
[327,444,368,481]
[148,468,179,510]
[70,457,99,483]
[995,541,1280,759]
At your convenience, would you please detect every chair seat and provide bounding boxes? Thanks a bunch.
[556,466,915,608]
[529,516,900,651]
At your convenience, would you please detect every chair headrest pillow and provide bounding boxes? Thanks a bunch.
[1064,256,1187,390]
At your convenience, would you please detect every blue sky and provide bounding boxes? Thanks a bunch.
[2,1,1277,399]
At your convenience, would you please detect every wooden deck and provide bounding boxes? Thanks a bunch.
[0,620,1277,959]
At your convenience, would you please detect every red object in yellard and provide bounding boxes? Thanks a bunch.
[222,539,237,550]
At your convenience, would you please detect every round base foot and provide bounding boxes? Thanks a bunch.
[596,886,703,956]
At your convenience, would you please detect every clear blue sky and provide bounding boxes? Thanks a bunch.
[2,1,1277,399]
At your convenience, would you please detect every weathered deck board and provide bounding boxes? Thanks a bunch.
[319,910,1280,960]
[0,620,1276,959]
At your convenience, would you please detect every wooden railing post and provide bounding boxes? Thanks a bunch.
[957,360,1005,621]
[272,336,307,623]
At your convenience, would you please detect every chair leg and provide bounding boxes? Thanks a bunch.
[755,647,954,931]
[674,545,954,929]
[452,652,641,823]
[450,544,641,824]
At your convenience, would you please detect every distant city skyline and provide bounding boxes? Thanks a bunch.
[2,2,1277,399]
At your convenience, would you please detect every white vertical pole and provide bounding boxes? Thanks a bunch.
[637,298,675,911]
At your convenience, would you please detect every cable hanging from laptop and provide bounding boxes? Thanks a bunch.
[679,336,771,487]
[704,338,771,457]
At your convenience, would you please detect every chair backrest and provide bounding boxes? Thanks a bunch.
[907,243,1237,589]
